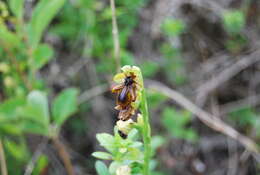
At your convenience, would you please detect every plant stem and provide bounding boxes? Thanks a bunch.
[52,137,75,175]
[0,139,8,175]
[140,89,151,175]
[110,0,121,72]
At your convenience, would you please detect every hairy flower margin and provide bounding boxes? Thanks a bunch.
[113,65,144,109]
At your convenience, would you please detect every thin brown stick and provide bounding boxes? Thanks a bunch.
[0,139,8,175]
[110,0,121,72]
[52,137,75,175]
[148,81,259,153]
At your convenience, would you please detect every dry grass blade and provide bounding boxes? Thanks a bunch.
[148,81,259,154]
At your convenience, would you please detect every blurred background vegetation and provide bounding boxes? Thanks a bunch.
[0,0,260,174]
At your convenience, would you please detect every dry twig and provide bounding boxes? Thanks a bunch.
[148,81,259,153]
[0,139,7,175]
[110,0,121,72]
[52,137,75,175]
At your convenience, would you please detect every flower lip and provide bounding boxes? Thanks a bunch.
[112,65,144,121]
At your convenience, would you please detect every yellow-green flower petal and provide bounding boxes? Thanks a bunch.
[113,73,125,83]
[121,65,132,73]
[132,66,141,74]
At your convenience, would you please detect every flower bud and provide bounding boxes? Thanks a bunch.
[4,76,15,88]
[119,148,127,153]
[0,63,10,73]
[116,165,131,175]
[116,119,134,135]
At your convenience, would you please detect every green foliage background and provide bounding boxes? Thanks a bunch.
[0,0,259,174]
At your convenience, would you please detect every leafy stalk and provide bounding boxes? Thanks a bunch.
[140,89,151,175]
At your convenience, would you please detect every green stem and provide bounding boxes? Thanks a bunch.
[140,89,151,175]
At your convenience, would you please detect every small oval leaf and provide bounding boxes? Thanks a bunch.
[92,152,112,160]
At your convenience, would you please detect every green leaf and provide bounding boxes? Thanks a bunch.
[162,107,191,128]
[253,118,260,137]
[28,0,66,48]
[229,108,256,126]
[130,141,143,148]
[21,120,49,136]
[185,129,199,142]
[8,0,24,19]
[223,10,245,34]
[4,139,29,161]
[162,18,185,37]
[124,147,143,161]
[96,133,115,153]
[162,107,198,142]
[147,91,167,108]
[95,161,110,175]
[127,128,139,141]
[0,123,23,136]
[32,44,54,70]
[92,152,112,160]
[0,25,22,48]
[140,61,160,78]
[0,98,26,119]
[52,88,79,127]
[121,50,135,65]
[21,91,50,127]
[32,155,48,175]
